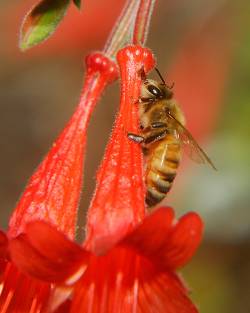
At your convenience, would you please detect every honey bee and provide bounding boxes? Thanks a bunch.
[128,68,216,207]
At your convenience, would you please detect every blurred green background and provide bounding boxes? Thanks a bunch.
[0,0,249,312]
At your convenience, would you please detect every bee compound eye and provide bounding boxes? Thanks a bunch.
[147,85,162,97]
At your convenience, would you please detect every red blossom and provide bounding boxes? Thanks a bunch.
[9,208,203,312]
[8,52,117,240]
[8,46,203,313]
[84,45,155,253]
[0,53,118,313]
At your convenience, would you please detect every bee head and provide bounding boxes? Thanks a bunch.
[141,79,173,100]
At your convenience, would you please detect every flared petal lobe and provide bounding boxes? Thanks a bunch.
[9,207,202,313]
[123,207,203,270]
[9,221,89,283]
[72,207,201,313]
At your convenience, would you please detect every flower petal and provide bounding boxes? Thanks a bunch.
[0,231,9,281]
[53,299,71,313]
[70,247,198,313]
[162,212,203,269]
[9,221,89,282]
[122,208,203,270]
[137,269,198,313]
[0,230,8,259]
[25,221,87,264]
[122,207,175,257]
[0,263,50,313]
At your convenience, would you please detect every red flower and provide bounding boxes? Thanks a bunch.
[8,52,117,239]
[10,207,202,312]
[0,53,118,312]
[7,46,203,312]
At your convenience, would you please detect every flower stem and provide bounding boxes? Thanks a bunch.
[133,0,157,45]
[103,0,140,58]
[104,0,157,59]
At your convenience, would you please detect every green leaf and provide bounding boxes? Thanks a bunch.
[73,0,81,10]
[20,0,70,51]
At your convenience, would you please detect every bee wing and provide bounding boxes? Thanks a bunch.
[167,113,217,170]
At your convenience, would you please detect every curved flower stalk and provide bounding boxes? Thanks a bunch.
[8,46,203,313]
[133,0,156,45]
[105,0,156,58]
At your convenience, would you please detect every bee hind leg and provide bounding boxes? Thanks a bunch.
[127,133,144,144]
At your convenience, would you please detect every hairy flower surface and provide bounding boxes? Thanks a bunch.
[0,53,117,313]
[8,52,117,240]
[8,46,203,313]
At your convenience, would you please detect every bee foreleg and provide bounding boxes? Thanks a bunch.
[127,133,144,144]
[134,97,155,105]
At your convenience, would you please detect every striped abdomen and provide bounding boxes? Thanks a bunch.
[145,133,181,207]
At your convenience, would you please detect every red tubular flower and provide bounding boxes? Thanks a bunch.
[84,45,154,253]
[9,46,203,313]
[8,52,118,239]
[0,53,118,313]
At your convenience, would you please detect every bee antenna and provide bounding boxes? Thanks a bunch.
[155,68,175,89]
[168,82,175,89]
[155,68,166,85]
